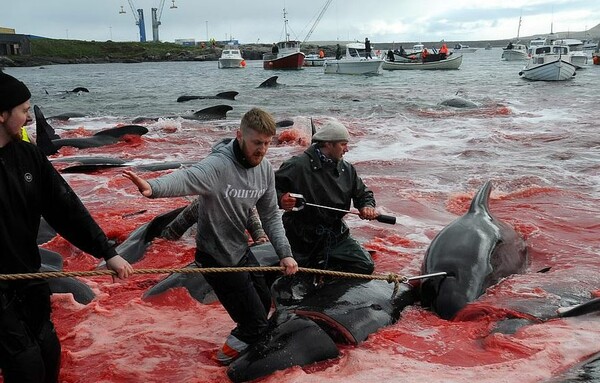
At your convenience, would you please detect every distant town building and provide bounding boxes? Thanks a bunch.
[0,28,31,55]
[174,38,196,46]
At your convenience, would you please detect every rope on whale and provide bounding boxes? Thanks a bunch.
[0,267,447,297]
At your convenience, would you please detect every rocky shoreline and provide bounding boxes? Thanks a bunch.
[0,43,338,67]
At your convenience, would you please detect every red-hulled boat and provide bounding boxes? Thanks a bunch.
[263,9,305,70]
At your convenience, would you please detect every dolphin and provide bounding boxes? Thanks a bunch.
[176,91,239,102]
[439,96,479,108]
[227,310,340,383]
[34,105,148,155]
[258,76,282,88]
[419,180,529,320]
[40,248,96,305]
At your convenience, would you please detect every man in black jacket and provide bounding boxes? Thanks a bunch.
[0,71,133,383]
[275,120,377,274]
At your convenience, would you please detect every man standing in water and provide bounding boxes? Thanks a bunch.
[122,107,298,365]
[0,71,133,383]
[275,120,378,275]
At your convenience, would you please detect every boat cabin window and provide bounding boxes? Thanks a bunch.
[535,47,551,54]
[552,47,568,54]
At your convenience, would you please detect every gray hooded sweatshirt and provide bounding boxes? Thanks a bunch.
[148,138,292,266]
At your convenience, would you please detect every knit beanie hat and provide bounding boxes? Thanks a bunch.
[0,71,32,112]
[312,120,350,142]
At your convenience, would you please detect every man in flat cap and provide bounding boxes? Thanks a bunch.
[275,119,378,274]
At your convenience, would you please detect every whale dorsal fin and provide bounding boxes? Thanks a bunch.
[468,180,493,215]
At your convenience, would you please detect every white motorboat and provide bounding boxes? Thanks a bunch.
[304,53,325,66]
[383,53,463,70]
[218,45,245,69]
[323,43,383,75]
[519,45,576,81]
[501,43,528,61]
[553,39,588,68]
[502,17,528,61]
[405,43,424,55]
[453,43,477,53]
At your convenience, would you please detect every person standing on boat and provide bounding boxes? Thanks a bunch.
[421,47,429,62]
[439,43,449,59]
[365,37,372,59]
[122,108,298,366]
[387,49,395,62]
[0,71,133,383]
[335,44,343,60]
[319,48,325,58]
[275,120,378,275]
[271,43,279,55]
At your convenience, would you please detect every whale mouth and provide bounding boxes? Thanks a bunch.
[293,309,357,344]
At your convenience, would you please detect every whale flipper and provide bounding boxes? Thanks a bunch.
[97,207,186,267]
[142,262,218,303]
[40,248,95,305]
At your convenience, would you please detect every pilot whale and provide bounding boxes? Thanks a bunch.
[420,180,529,320]
[35,105,148,155]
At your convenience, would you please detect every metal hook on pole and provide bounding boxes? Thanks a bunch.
[289,193,397,225]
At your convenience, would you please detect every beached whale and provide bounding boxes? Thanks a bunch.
[176,91,239,102]
[419,180,529,319]
[227,311,339,383]
[34,105,148,155]
[131,104,233,123]
[48,112,87,121]
[108,208,416,382]
[439,96,479,108]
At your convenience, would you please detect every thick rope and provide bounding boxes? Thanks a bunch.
[0,266,408,296]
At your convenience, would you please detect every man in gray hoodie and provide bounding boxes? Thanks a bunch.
[123,107,298,365]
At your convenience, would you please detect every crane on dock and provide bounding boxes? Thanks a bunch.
[152,0,178,42]
[120,0,177,42]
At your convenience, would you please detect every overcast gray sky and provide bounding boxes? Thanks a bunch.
[4,0,599,44]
